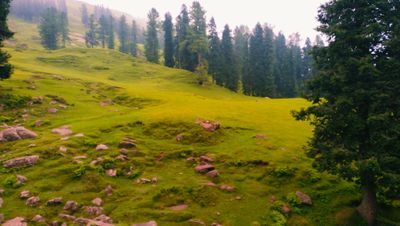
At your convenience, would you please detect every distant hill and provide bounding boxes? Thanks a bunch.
[7,0,146,48]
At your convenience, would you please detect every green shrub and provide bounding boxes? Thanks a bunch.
[270,166,296,178]
[0,94,30,110]
[73,165,88,178]
[270,210,287,226]
[3,175,18,188]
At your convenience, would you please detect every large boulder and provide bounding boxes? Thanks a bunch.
[2,217,27,226]
[64,200,79,211]
[0,126,37,142]
[3,155,39,168]
[85,206,104,215]
[26,196,40,206]
[47,197,63,206]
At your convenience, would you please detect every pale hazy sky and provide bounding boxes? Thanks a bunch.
[80,0,329,42]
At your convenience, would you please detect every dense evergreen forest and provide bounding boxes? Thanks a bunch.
[10,0,323,97]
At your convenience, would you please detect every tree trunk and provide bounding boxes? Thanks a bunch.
[357,182,378,226]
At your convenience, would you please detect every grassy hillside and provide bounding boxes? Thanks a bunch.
[1,8,400,226]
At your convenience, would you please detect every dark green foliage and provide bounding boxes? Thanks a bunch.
[129,20,138,56]
[207,17,222,85]
[98,15,108,48]
[233,26,250,90]
[38,7,69,50]
[118,15,129,53]
[85,15,98,48]
[188,1,207,70]
[294,0,400,224]
[163,13,175,67]
[175,5,193,70]
[0,0,13,81]
[107,15,115,49]
[0,93,30,110]
[81,4,89,27]
[145,8,160,63]
[220,24,239,91]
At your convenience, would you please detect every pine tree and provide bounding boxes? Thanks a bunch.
[163,13,174,67]
[118,15,129,53]
[261,26,275,97]
[98,15,108,48]
[175,4,191,70]
[246,23,264,96]
[144,8,159,63]
[220,24,238,91]
[233,25,250,90]
[273,33,286,97]
[107,15,114,49]
[59,11,69,47]
[81,4,89,27]
[85,15,98,48]
[188,1,207,70]
[129,20,138,56]
[0,0,14,80]
[207,17,222,85]
[39,8,60,50]
[301,37,314,90]
[294,1,400,225]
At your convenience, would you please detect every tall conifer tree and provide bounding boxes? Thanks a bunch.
[144,8,159,63]
[163,13,174,67]
[0,0,13,80]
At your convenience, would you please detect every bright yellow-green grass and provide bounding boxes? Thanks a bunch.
[1,16,399,226]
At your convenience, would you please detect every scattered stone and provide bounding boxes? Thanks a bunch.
[28,144,36,148]
[74,133,85,137]
[20,190,30,199]
[0,214,3,223]
[90,157,104,166]
[74,218,90,225]
[119,149,129,155]
[96,144,109,151]
[26,196,40,206]
[2,217,27,226]
[206,182,217,187]
[0,188,4,196]
[50,100,58,105]
[59,146,67,152]
[200,155,214,163]
[170,204,188,211]
[235,196,242,200]
[254,134,267,139]
[47,197,63,206]
[85,206,104,215]
[100,99,113,107]
[58,213,76,221]
[296,191,312,205]
[176,134,184,142]
[16,175,28,184]
[207,170,219,178]
[0,126,37,142]
[64,200,79,211]
[188,219,206,225]
[48,108,58,113]
[52,125,72,136]
[32,215,45,223]
[195,119,220,132]
[95,214,113,223]
[151,177,158,183]
[220,185,235,192]
[92,197,103,206]
[118,138,136,149]
[49,221,65,226]
[59,104,68,109]
[131,221,158,226]
[74,155,87,160]
[31,96,44,104]
[269,196,277,204]
[106,169,117,177]
[3,155,39,168]
[282,204,291,214]
[104,185,113,196]
[115,155,128,161]
[34,120,44,127]
[194,164,215,173]
[186,157,196,162]
[0,197,3,208]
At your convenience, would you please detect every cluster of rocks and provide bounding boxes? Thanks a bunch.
[52,125,73,137]
[195,119,221,132]
[269,191,313,215]
[191,155,220,179]
[0,126,37,142]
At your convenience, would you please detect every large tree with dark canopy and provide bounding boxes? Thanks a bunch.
[0,0,13,80]
[163,13,174,67]
[293,0,400,225]
[145,8,160,63]
[220,24,238,91]
[207,17,222,85]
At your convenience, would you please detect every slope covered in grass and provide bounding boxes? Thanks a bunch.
[0,46,381,226]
